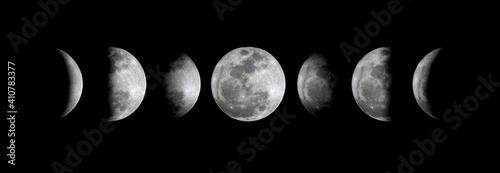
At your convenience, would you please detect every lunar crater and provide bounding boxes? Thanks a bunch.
[240,50,249,56]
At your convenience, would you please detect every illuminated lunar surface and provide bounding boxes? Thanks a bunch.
[352,47,392,122]
[108,47,147,121]
[59,49,83,117]
[163,53,201,118]
[297,54,337,117]
[211,47,286,122]
[413,48,442,119]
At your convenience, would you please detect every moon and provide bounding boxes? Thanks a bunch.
[107,47,147,121]
[297,53,337,117]
[352,47,392,122]
[163,53,201,118]
[211,47,286,122]
[413,48,442,119]
[59,49,83,117]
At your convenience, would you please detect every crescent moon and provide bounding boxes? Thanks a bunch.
[58,49,83,117]
[352,47,392,122]
[108,47,147,121]
[412,48,442,119]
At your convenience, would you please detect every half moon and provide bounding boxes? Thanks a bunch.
[412,48,442,119]
[351,47,392,122]
[59,49,83,117]
[163,53,201,118]
[108,47,147,121]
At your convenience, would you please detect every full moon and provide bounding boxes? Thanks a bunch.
[297,53,337,117]
[413,48,442,119]
[108,47,147,121]
[163,53,201,118]
[59,49,83,117]
[352,47,392,122]
[211,47,286,122]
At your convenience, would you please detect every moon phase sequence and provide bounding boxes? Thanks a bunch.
[54,46,446,122]
[352,47,392,122]
[211,47,286,122]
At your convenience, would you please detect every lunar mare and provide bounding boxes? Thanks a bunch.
[164,53,201,117]
[352,47,392,122]
[297,54,337,117]
[59,49,83,117]
[413,48,441,119]
[108,47,147,121]
[211,47,286,122]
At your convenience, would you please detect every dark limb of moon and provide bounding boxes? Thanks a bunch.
[211,47,285,122]
[413,48,442,119]
[352,47,392,122]
[59,49,83,117]
[108,47,147,121]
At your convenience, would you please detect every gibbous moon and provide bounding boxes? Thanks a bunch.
[413,48,442,119]
[164,53,201,118]
[211,47,286,122]
[59,49,83,117]
[107,47,147,121]
[352,47,392,122]
[297,53,337,117]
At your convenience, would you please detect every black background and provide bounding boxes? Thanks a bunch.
[4,0,499,172]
